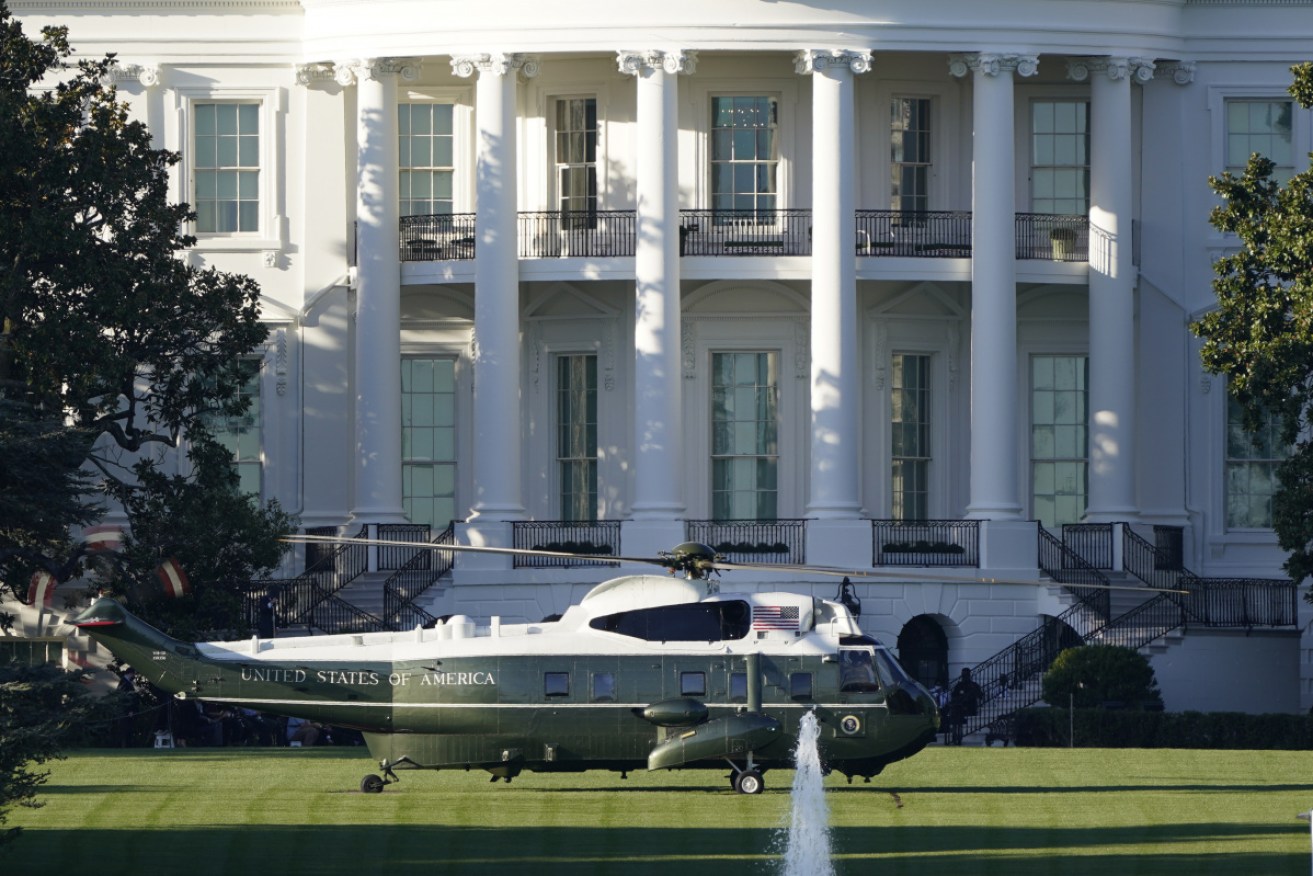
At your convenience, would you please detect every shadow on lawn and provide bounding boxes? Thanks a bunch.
[4,823,1305,876]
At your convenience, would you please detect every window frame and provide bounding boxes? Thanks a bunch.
[1028,97,1091,215]
[401,355,459,529]
[1224,393,1288,531]
[175,86,286,251]
[710,349,780,521]
[556,352,599,522]
[551,95,600,227]
[1029,353,1090,528]
[889,95,933,214]
[398,100,458,218]
[890,352,932,521]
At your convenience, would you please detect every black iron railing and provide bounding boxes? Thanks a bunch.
[277,526,369,627]
[397,209,1090,263]
[678,209,813,256]
[871,520,980,567]
[518,211,636,258]
[855,210,973,258]
[1122,526,1201,594]
[959,525,1114,739]
[399,212,477,261]
[684,519,807,565]
[1061,523,1114,569]
[1016,213,1088,261]
[377,523,431,571]
[1190,578,1298,627]
[511,521,622,568]
[383,523,455,630]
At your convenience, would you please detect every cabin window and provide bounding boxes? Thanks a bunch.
[789,672,813,700]
[839,649,881,693]
[589,600,752,642]
[543,671,570,698]
[591,671,615,702]
[680,671,707,697]
[729,671,747,702]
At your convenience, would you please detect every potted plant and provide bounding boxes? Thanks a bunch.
[1050,227,1077,260]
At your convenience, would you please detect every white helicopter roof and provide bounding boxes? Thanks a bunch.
[195,574,858,662]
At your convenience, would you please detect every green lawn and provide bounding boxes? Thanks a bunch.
[3,746,1311,875]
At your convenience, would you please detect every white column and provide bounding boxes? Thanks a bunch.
[951,53,1037,521]
[1071,56,1151,522]
[453,54,536,523]
[618,51,694,533]
[344,58,412,526]
[797,49,870,522]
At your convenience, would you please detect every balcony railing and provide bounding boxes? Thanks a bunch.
[855,210,973,258]
[518,211,637,258]
[685,519,807,565]
[678,209,814,256]
[511,520,622,568]
[398,210,1089,262]
[872,520,980,567]
[400,212,477,261]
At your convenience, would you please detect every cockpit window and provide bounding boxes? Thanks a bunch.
[589,600,752,641]
[839,648,881,693]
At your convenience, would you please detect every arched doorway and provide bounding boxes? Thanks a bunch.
[897,615,949,689]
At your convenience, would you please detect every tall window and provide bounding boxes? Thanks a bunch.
[711,352,778,520]
[399,103,455,217]
[209,364,262,496]
[402,357,457,528]
[1226,395,1286,529]
[557,354,598,521]
[1031,355,1088,527]
[1225,99,1294,183]
[890,98,931,213]
[710,96,778,219]
[1031,100,1089,214]
[194,103,259,233]
[555,97,598,229]
[891,354,930,520]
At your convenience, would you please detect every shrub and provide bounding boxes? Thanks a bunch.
[1042,644,1162,710]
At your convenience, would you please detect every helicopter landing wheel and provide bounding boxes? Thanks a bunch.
[733,769,764,795]
[360,773,386,794]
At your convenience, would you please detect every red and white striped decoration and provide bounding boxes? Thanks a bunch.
[27,570,57,607]
[84,525,124,552]
[156,557,191,598]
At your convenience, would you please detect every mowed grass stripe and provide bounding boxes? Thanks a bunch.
[2,747,1310,875]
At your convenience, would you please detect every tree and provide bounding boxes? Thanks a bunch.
[0,663,100,846]
[0,2,293,626]
[1191,63,1313,586]
[1041,645,1162,710]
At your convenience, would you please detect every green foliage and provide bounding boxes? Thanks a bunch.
[106,438,296,639]
[0,3,290,615]
[0,663,99,846]
[1041,644,1162,709]
[1191,62,1313,585]
[1016,707,1313,750]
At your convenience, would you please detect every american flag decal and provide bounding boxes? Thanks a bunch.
[752,605,800,630]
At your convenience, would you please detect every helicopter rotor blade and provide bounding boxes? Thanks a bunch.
[282,534,667,568]
[282,535,1190,594]
[705,559,1192,594]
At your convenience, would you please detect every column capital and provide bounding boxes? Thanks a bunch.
[1066,56,1155,84]
[451,53,540,80]
[949,53,1039,79]
[617,50,697,77]
[107,62,160,88]
[794,49,872,76]
[295,62,336,87]
[332,58,421,88]
[1156,61,1196,86]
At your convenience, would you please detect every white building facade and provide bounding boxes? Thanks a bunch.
[14,0,1311,717]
